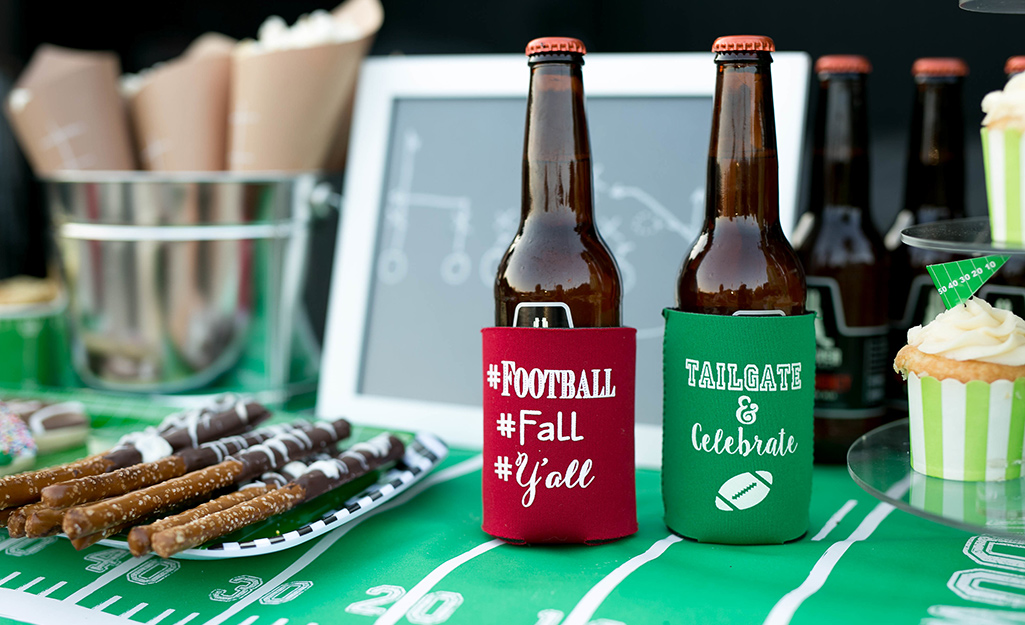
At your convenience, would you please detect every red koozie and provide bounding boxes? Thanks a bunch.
[481,326,637,544]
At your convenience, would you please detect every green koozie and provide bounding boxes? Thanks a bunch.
[662,309,815,544]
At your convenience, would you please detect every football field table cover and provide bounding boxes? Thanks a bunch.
[0,449,1022,625]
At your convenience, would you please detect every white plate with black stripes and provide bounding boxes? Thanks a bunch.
[96,431,449,559]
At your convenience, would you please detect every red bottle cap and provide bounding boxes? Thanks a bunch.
[525,37,586,56]
[911,57,968,77]
[815,55,872,74]
[1006,56,1025,75]
[711,35,775,53]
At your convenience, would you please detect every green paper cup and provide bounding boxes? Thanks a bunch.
[982,127,1025,244]
[0,296,70,388]
[907,371,1025,481]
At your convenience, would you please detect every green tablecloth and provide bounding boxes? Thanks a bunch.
[0,445,1021,625]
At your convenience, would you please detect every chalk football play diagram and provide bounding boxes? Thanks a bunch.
[375,128,703,340]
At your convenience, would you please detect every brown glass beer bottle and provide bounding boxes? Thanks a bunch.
[886,58,967,416]
[676,35,805,316]
[1006,56,1025,77]
[793,56,889,463]
[495,37,622,329]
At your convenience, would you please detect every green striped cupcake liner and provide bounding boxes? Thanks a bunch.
[982,127,1025,244]
[909,470,1025,530]
[907,372,1025,481]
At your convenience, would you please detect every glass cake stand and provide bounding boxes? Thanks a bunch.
[847,420,1025,537]
[900,216,1025,255]
[846,217,1025,536]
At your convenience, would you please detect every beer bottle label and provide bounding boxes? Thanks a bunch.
[806,277,887,419]
[977,283,1025,318]
[512,303,574,328]
[661,309,814,544]
[887,274,944,408]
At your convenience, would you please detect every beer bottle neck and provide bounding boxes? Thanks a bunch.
[905,77,965,220]
[707,53,780,225]
[810,74,871,214]
[522,58,594,225]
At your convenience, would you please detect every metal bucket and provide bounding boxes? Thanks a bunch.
[45,172,315,393]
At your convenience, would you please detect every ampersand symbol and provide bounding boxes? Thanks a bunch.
[736,395,759,425]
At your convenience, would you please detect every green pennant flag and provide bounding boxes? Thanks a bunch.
[926,255,1010,309]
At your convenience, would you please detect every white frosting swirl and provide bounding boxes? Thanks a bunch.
[907,298,1025,365]
[983,73,1025,130]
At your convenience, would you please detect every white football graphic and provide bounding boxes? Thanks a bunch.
[715,471,773,511]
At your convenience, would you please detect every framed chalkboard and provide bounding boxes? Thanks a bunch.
[318,52,811,467]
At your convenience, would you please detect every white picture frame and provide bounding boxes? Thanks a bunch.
[317,52,811,468]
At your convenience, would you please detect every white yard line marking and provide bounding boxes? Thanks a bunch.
[172,612,200,625]
[810,500,858,542]
[203,455,484,625]
[423,455,484,487]
[38,581,66,598]
[92,595,121,611]
[271,619,289,625]
[375,539,504,625]
[562,534,683,625]
[763,477,911,625]
[120,602,149,618]
[0,589,138,624]
[0,537,19,551]
[15,576,44,591]
[64,554,154,604]
[0,572,20,586]
[238,617,259,625]
[146,608,176,625]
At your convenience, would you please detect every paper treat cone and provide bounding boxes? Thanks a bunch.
[321,86,359,172]
[982,127,1025,244]
[228,0,383,171]
[907,371,1025,481]
[4,45,135,174]
[127,33,234,171]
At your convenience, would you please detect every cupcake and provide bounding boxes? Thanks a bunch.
[982,74,1025,244]
[0,409,36,476]
[3,400,90,453]
[894,297,1025,481]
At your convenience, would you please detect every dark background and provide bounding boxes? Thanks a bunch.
[0,0,1020,334]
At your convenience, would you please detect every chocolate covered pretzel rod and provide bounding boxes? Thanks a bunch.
[0,455,109,510]
[294,435,405,500]
[42,422,307,508]
[101,400,270,470]
[63,418,351,540]
[69,490,216,551]
[157,400,270,450]
[71,523,128,551]
[127,475,290,557]
[152,486,306,557]
[127,453,335,556]
[0,399,268,510]
[6,500,49,537]
[150,434,404,558]
[24,505,65,537]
